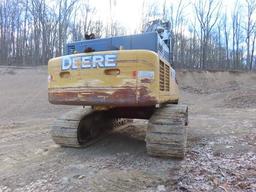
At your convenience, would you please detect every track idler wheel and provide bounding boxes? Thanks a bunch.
[50,107,115,147]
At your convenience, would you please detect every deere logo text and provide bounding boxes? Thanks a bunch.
[61,54,117,70]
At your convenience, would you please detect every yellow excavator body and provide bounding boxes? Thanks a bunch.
[48,31,188,159]
[48,50,179,107]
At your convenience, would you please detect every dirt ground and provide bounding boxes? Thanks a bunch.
[0,67,255,192]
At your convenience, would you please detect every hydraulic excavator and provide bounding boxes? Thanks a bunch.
[48,20,188,158]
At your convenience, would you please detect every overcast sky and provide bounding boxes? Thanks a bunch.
[86,0,241,34]
[46,0,255,35]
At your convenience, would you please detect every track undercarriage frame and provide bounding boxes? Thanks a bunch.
[51,104,188,159]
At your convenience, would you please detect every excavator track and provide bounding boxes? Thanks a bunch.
[145,104,188,159]
[50,107,128,148]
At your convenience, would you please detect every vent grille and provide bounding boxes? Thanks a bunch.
[165,64,170,91]
[160,61,165,91]
[159,61,170,91]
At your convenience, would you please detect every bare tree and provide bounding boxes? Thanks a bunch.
[56,0,77,56]
[140,0,161,32]
[223,11,230,69]
[169,0,188,67]
[231,0,243,69]
[0,0,255,71]
[245,0,256,70]
[194,0,222,69]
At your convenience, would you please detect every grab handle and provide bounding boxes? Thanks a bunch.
[59,71,71,78]
[104,68,120,75]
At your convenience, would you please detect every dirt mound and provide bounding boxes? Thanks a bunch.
[0,68,16,75]
[177,70,256,94]
[223,90,256,108]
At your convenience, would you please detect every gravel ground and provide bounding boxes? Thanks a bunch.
[0,67,255,192]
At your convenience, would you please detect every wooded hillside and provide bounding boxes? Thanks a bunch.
[0,0,256,70]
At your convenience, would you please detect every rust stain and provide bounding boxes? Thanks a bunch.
[140,78,152,83]
[137,86,157,105]
[111,86,136,99]
[48,85,157,106]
